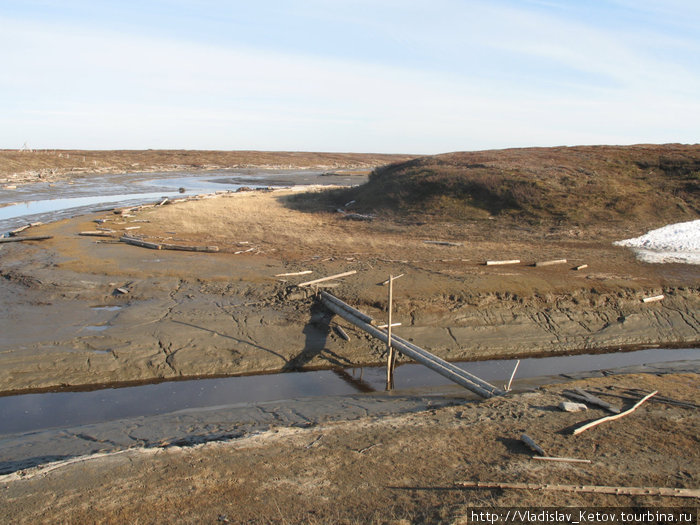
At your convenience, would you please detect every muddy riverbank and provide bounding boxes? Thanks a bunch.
[0,187,698,395]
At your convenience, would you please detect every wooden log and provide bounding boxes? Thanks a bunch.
[572,391,657,435]
[535,259,567,267]
[520,433,546,456]
[456,481,700,498]
[275,270,312,277]
[8,224,31,236]
[319,290,375,324]
[377,322,401,329]
[532,456,591,464]
[381,274,404,285]
[234,247,255,255]
[0,235,52,243]
[574,264,588,271]
[79,231,115,238]
[120,236,161,250]
[423,240,463,247]
[334,325,350,341]
[298,270,357,288]
[505,359,520,391]
[486,259,520,266]
[161,243,219,253]
[573,387,620,414]
[642,294,664,303]
[319,293,502,398]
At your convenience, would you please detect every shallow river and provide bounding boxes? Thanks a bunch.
[0,347,697,435]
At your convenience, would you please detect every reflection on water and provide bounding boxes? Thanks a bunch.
[0,347,696,435]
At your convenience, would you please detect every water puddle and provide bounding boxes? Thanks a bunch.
[0,347,696,435]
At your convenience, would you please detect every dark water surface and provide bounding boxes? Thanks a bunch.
[0,347,696,435]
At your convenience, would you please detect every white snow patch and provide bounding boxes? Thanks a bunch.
[614,219,700,264]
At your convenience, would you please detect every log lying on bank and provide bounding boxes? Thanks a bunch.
[298,270,357,288]
[0,235,53,243]
[642,295,664,303]
[120,236,162,250]
[572,390,657,435]
[161,243,219,253]
[486,259,520,266]
[79,231,115,238]
[534,259,567,267]
[456,481,700,499]
[423,240,463,247]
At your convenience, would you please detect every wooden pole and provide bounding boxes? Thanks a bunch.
[386,274,395,390]
[456,481,700,499]
[505,360,520,391]
[572,390,657,435]
[298,270,357,288]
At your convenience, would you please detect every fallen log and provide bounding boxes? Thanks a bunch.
[298,270,357,288]
[486,259,520,266]
[535,259,567,267]
[275,270,313,277]
[79,231,115,238]
[8,225,31,236]
[574,264,588,271]
[161,243,219,253]
[423,240,463,247]
[642,294,664,303]
[572,390,657,435]
[573,387,620,413]
[531,456,591,464]
[334,325,350,341]
[520,434,546,456]
[0,235,52,243]
[456,481,699,498]
[120,236,162,250]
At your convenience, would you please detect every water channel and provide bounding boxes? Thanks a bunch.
[0,347,696,435]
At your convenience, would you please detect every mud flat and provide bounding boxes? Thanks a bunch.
[0,187,698,394]
[1,370,698,522]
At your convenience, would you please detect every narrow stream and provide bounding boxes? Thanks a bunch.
[0,347,696,435]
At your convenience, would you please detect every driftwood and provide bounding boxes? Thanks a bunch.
[298,270,357,288]
[380,274,404,286]
[275,270,312,277]
[456,481,700,498]
[234,247,255,255]
[642,294,664,303]
[0,235,52,243]
[9,225,31,236]
[573,387,620,413]
[423,240,463,247]
[535,259,567,267]
[161,243,219,253]
[572,391,657,435]
[505,360,520,391]
[574,264,588,271]
[531,456,591,464]
[334,325,350,341]
[120,236,161,250]
[486,259,520,266]
[520,434,546,456]
[79,231,115,238]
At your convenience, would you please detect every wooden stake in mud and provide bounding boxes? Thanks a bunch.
[386,274,395,390]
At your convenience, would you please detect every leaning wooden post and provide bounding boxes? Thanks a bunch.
[386,274,395,390]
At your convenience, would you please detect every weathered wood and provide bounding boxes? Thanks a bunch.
[486,259,520,266]
[520,433,546,456]
[0,235,52,243]
[79,231,115,238]
[298,270,357,288]
[535,259,567,267]
[275,270,312,277]
[381,274,404,285]
[120,236,161,250]
[161,243,219,253]
[319,290,375,324]
[574,264,589,271]
[456,481,700,498]
[573,387,620,414]
[386,274,395,390]
[8,225,31,236]
[234,247,255,254]
[505,360,520,391]
[423,240,463,247]
[572,391,657,435]
[334,325,350,341]
[532,456,591,464]
[319,292,503,398]
[642,294,664,303]
[377,322,401,329]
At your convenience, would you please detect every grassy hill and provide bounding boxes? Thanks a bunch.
[333,144,699,227]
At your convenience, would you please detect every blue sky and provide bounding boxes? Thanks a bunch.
[2,0,698,153]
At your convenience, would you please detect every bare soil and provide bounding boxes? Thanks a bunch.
[1,372,697,523]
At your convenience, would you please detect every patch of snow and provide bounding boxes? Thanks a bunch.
[614,219,700,264]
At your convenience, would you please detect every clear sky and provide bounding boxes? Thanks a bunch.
[2,0,699,153]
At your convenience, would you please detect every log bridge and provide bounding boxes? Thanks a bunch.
[318,291,504,399]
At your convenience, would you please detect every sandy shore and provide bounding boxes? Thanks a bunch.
[0,187,698,394]
[1,371,697,522]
